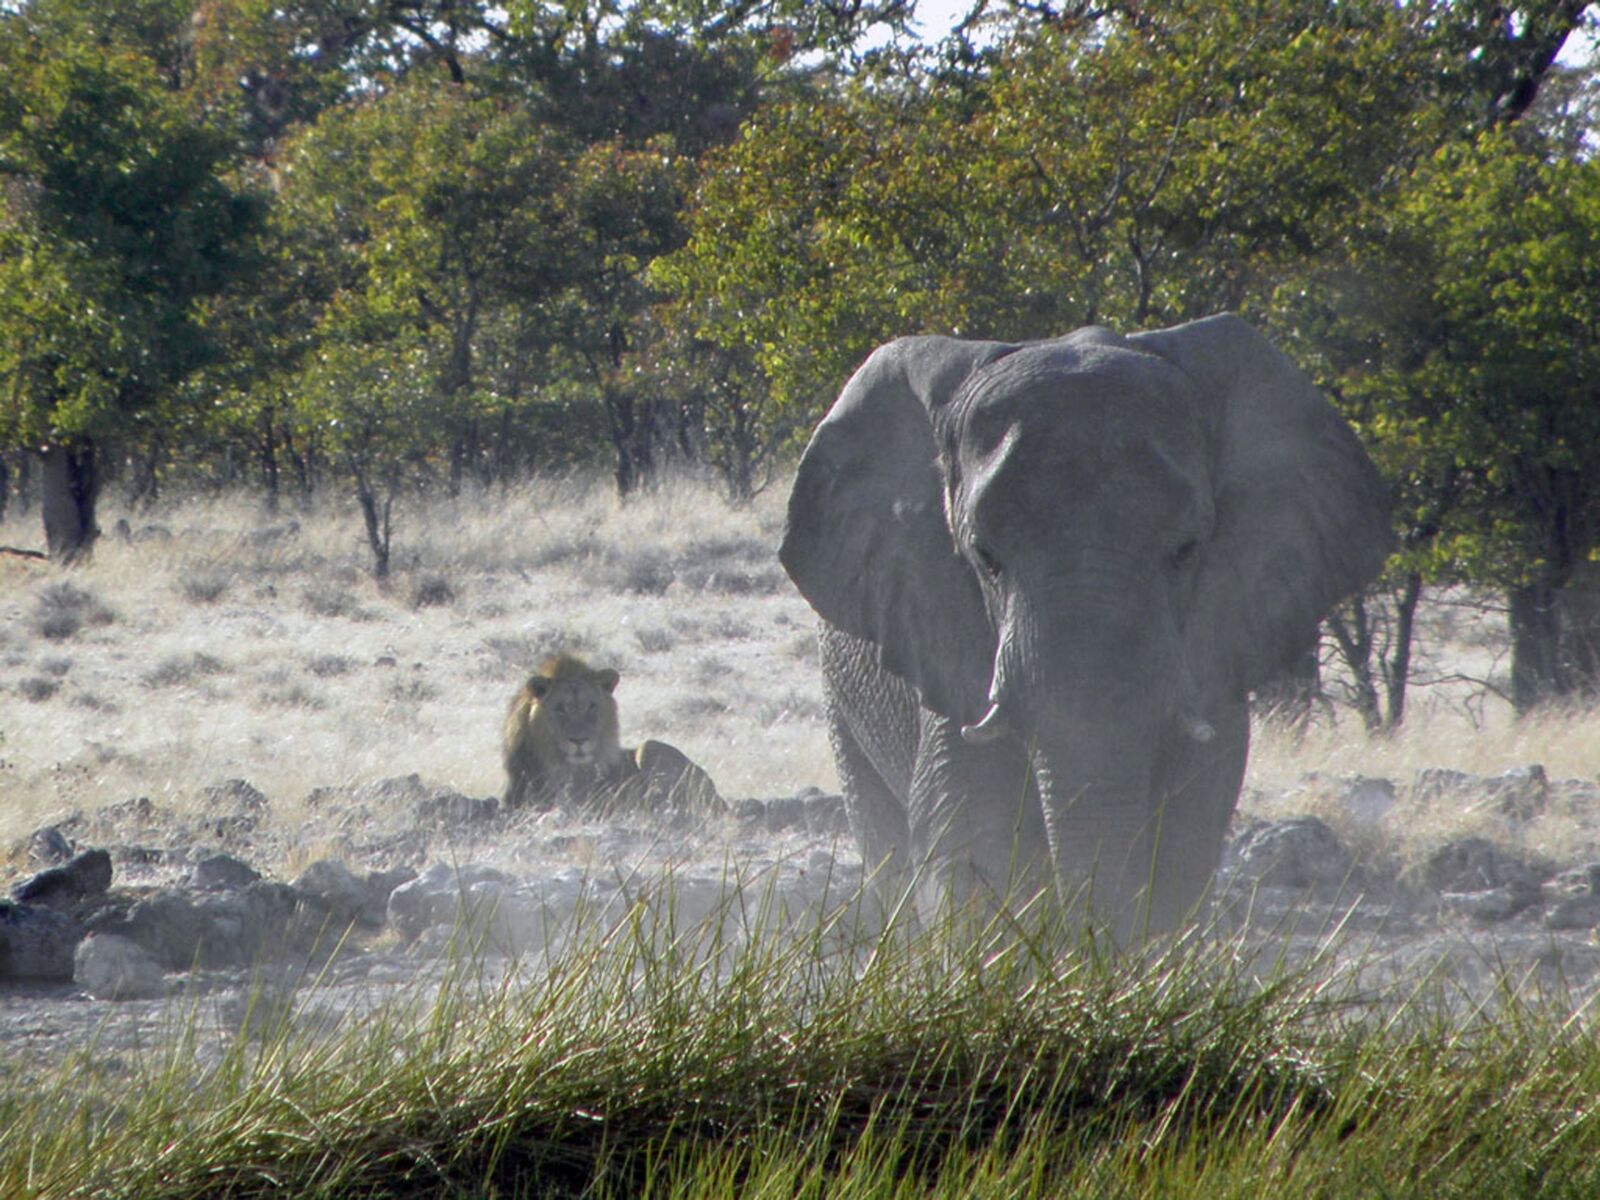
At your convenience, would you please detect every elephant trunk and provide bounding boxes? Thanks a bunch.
[989,582,1181,935]
[1031,739,1163,938]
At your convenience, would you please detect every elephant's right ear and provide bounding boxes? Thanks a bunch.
[780,338,1011,726]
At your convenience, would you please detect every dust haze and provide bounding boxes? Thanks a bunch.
[6,478,1600,1064]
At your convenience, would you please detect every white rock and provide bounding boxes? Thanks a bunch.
[74,933,166,1000]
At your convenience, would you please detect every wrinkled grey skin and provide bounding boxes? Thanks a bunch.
[780,315,1392,939]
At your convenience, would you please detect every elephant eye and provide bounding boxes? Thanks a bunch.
[1168,539,1200,570]
[971,543,1003,579]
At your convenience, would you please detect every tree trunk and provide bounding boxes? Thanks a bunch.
[448,439,464,498]
[1555,560,1600,702]
[0,454,9,523]
[603,381,672,497]
[1253,641,1321,729]
[356,486,390,585]
[14,451,32,514]
[1510,580,1564,712]
[1382,573,1423,729]
[492,407,515,487]
[283,425,313,502]
[124,439,162,509]
[40,440,100,563]
[1326,598,1382,733]
[261,408,280,514]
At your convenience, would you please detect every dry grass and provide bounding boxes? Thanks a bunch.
[0,478,832,865]
[3,476,1598,876]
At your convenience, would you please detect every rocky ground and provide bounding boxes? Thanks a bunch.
[5,487,1600,1080]
[0,777,856,1075]
[5,762,1600,1079]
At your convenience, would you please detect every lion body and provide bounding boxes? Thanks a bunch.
[503,653,723,815]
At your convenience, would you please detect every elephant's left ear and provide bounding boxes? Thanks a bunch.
[1131,315,1394,700]
[779,337,1012,726]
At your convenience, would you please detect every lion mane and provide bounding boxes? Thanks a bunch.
[503,653,723,814]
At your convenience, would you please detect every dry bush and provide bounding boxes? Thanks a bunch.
[142,652,228,688]
[409,573,456,608]
[755,691,826,726]
[703,614,754,640]
[634,626,677,654]
[302,582,365,619]
[179,569,232,604]
[694,653,732,685]
[387,676,441,703]
[256,666,326,709]
[16,677,58,702]
[306,654,355,678]
[784,634,818,662]
[32,581,114,640]
[595,546,676,594]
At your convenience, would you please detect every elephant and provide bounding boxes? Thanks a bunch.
[779,314,1392,939]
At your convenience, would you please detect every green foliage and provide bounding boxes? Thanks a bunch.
[253,70,585,565]
[656,0,1452,420]
[1282,132,1600,592]
[0,10,261,448]
[1,0,1597,681]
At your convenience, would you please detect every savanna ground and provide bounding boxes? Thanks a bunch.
[4,478,1600,1197]
[4,476,1597,874]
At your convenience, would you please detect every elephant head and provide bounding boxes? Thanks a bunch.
[780,315,1392,927]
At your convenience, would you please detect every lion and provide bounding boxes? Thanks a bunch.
[502,653,724,816]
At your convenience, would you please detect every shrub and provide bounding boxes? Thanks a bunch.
[179,570,232,604]
[17,676,59,702]
[306,655,355,678]
[410,574,456,608]
[143,653,228,688]
[33,582,114,640]
[302,583,364,619]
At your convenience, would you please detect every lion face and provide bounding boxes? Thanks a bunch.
[529,668,620,767]
[504,653,626,808]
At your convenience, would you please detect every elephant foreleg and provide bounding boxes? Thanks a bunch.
[908,714,1050,922]
[826,684,912,896]
[819,627,919,889]
[1145,703,1249,931]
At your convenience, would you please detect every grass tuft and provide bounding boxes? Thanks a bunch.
[409,573,456,609]
[142,652,229,688]
[32,581,115,640]
[178,569,232,604]
[3,893,1600,1200]
[16,676,58,702]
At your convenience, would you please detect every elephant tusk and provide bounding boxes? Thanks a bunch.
[960,703,1010,745]
[1181,715,1216,744]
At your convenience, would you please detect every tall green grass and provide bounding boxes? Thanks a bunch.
[3,891,1599,1199]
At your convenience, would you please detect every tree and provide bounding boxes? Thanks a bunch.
[266,68,575,569]
[0,7,261,559]
[665,0,1598,720]
[648,325,793,501]
[660,0,1448,435]
[547,138,687,493]
[1309,136,1600,713]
